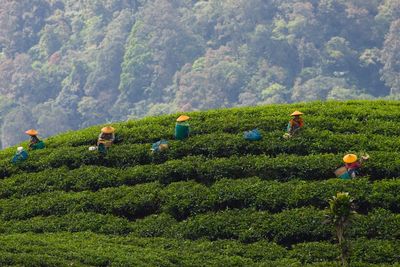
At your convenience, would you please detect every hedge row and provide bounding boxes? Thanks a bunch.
[2,127,400,180]
[1,150,400,200]
[160,178,400,218]
[167,208,400,245]
[42,113,400,149]
[0,183,162,221]
[37,100,400,149]
[290,239,400,265]
[1,173,399,240]
[0,207,398,249]
[0,232,280,266]
[1,175,399,222]
[0,206,398,243]
[127,209,400,245]
[0,230,398,266]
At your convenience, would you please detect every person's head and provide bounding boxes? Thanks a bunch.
[17,147,24,152]
[102,132,112,138]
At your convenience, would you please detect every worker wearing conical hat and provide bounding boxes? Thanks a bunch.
[25,129,45,150]
[287,111,304,136]
[97,126,115,148]
[343,153,369,178]
[175,115,190,140]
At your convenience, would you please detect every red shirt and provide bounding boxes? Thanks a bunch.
[345,161,361,170]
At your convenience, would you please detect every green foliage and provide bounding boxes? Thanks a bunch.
[0,101,398,264]
[327,192,355,228]
[326,192,356,266]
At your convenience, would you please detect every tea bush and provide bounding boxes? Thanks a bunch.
[0,100,399,265]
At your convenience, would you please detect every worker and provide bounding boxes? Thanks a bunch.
[151,139,169,153]
[175,115,190,140]
[25,129,45,150]
[12,147,28,164]
[342,153,369,178]
[287,111,304,136]
[97,126,115,153]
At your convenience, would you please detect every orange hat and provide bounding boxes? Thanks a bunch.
[25,129,38,136]
[101,126,115,134]
[176,115,190,122]
[291,111,303,116]
[343,154,358,164]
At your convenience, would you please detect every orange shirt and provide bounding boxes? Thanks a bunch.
[290,118,304,128]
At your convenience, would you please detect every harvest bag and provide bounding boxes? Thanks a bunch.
[175,122,190,140]
[244,129,262,141]
[152,139,169,152]
[334,166,351,180]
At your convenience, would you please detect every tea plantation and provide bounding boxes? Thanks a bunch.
[0,100,399,266]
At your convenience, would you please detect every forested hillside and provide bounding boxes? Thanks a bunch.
[0,0,399,147]
[0,101,399,266]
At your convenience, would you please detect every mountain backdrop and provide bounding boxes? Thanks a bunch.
[0,0,399,147]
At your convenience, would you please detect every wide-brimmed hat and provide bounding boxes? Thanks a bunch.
[101,126,115,133]
[291,111,303,116]
[17,146,24,152]
[176,115,190,122]
[25,129,38,136]
[343,154,358,164]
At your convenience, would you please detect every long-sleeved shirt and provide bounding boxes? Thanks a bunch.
[287,117,304,133]
[98,133,115,142]
[289,118,304,129]
[345,161,361,170]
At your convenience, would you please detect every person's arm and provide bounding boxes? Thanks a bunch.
[299,118,304,127]
[287,120,293,132]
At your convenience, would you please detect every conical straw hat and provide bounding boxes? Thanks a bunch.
[101,126,115,133]
[343,154,358,164]
[176,115,190,122]
[25,129,38,136]
[291,111,303,116]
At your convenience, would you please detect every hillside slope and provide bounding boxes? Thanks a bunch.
[0,100,399,266]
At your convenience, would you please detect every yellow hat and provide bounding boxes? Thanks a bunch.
[25,129,38,136]
[291,111,303,116]
[101,126,115,134]
[343,154,358,164]
[176,115,190,122]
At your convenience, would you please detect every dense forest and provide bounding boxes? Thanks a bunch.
[0,0,399,147]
